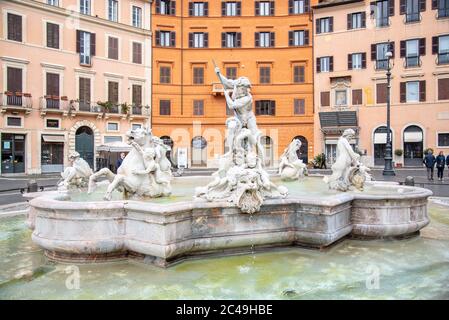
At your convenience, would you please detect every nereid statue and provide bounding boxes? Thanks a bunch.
[195,66,288,213]
[88,127,172,200]
[58,151,93,191]
[278,139,307,181]
[323,129,371,191]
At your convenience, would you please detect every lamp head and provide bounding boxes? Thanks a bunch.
[385,51,393,59]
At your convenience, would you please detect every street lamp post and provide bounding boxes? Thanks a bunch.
[383,50,395,176]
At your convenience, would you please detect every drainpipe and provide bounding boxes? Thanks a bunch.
[180,0,184,116]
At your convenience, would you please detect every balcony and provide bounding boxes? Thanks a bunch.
[0,92,33,114]
[211,83,233,96]
[39,95,70,115]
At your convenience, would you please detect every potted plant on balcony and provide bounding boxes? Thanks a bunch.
[394,149,403,167]
[120,102,130,115]
[4,91,13,96]
[97,100,113,115]
[24,93,31,98]
[15,91,23,97]
[61,96,68,101]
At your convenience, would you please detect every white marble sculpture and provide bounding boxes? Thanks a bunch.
[278,139,307,181]
[88,127,172,200]
[58,151,93,191]
[195,66,288,214]
[323,128,372,191]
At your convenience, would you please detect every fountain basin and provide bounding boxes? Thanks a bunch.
[26,176,432,267]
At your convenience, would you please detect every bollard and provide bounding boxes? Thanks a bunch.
[27,179,38,193]
[404,176,415,186]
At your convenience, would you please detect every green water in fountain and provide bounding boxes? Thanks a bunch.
[0,201,448,299]
[69,176,414,203]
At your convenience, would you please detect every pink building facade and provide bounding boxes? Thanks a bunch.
[313,0,449,167]
[0,0,152,174]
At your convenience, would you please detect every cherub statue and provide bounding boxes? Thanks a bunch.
[278,139,307,181]
[58,151,93,191]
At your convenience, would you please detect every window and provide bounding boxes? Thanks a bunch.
[256,1,273,16]
[317,56,333,73]
[320,92,330,107]
[373,42,394,70]
[259,66,271,84]
[438,78,449,100]
[189,32,208,48]
[190,2,208,16]
[193,67,204,84]
[132,6,142,28]
[6,67,23,106]
[47,0,59,6]
[255,100,275,115]
[293,66,305,83]
[79,77,91,111]
[373,0,392,27]
[335,90,348,106]
[156,31,175,47]
[46,73,60,109]
[77,30,95,65]
[401,39,424,67]
[108,0,118,22]
[108,36,119,60]
[157,0,175,15]
[160,100,171,115]
[434,0,449,18]
[289,0,309,14]
[104,136,122,143]
[347,12,366,29]
[401,81,426,102]
[132,84,142,108]
[46,119,60,128]
[226,67,237,79]
[80,0,91,15]
[132,42,142,64]
[401,0,422,22]
[132,123,142,130]
[352,89,363,105]
[316,17,333,34]
[294,99,305,115]
[256,32,274,47]
[7,13,22,42]
[223,1,240,16]
[348,53,366,70]
[46,22,59,49]
[376,83,388,104]
[193,100,204,115]
[438,133,449,147]
[222,32,241,48]
[107,122,119,131]
[434,35,449,64]
[107,81,119,109]
[7,117,22,127]
[160,66,171,84]
[289,30,309,46]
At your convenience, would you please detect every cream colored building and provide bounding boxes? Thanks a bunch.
[0,0,152,174]
[313,0,449,167]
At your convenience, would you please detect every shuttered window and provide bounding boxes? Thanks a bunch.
[156,0,176,15]
[7,13,22,42]
[7,67,22,93]
[132,85,142,107]
[438,78,449,100]
[108,37,119,60]
[160,66,171,84]
[259,67,271,84]
[132,42,142,64]
[294,99,305,115]
[289,0,310,14]
[79,77,91,110]
[320,91,330,107]
[226,67,237,79]
[160,100,171,115]
[289,30,309,46]
[255,32,275,47]
[376,83,388,104]
[155,31,176,47]
[46,22,59,49]
[352,89,363,105]
[255,100,275,115]
[293,66,305,83]
[46,73,60,109]
[193,67,204,84]
[108,81,119,104]
[193,100,204,115]
[255,1,275,16]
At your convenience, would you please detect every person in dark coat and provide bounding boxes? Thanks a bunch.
[116,152,126,172]
[423,150,436,181]
[447,154,449,178]
[436,151,446,181]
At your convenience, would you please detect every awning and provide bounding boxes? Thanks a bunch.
[97,141,132,152]
[42,135,65,143]
[374,133,387,144]
[404,131,423,143]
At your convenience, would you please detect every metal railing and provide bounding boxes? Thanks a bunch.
[404,56,421,68]
[1,92,33,109]
[39,96,70,111]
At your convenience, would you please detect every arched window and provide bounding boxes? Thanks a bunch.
[75,126,94,168]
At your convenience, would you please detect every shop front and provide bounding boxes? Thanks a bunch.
[1,133,26,174]
[41,134,65,173]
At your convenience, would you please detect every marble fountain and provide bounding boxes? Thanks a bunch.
[25,69,432,268]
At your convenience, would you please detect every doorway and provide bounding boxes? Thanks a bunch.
[191,136,207,167]
[1,133,26,173]
[403,125,423,167]
[75,126,94,168]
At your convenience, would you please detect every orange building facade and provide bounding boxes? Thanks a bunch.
[151,0,315,168]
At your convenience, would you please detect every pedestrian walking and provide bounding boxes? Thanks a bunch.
[436,151,445,181]
[447,153,449,178]
[423,150,436,181]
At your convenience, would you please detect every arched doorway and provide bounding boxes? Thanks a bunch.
[75,126,94,168]
[191,136,207,167]
[160,136,174,165]
[373,126,393,166]
[403,125,423,167]
[261,136,273,167]
[293,136,308,164]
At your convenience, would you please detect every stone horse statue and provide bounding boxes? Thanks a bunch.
[278,139,307,181]
[88,127,172,200]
